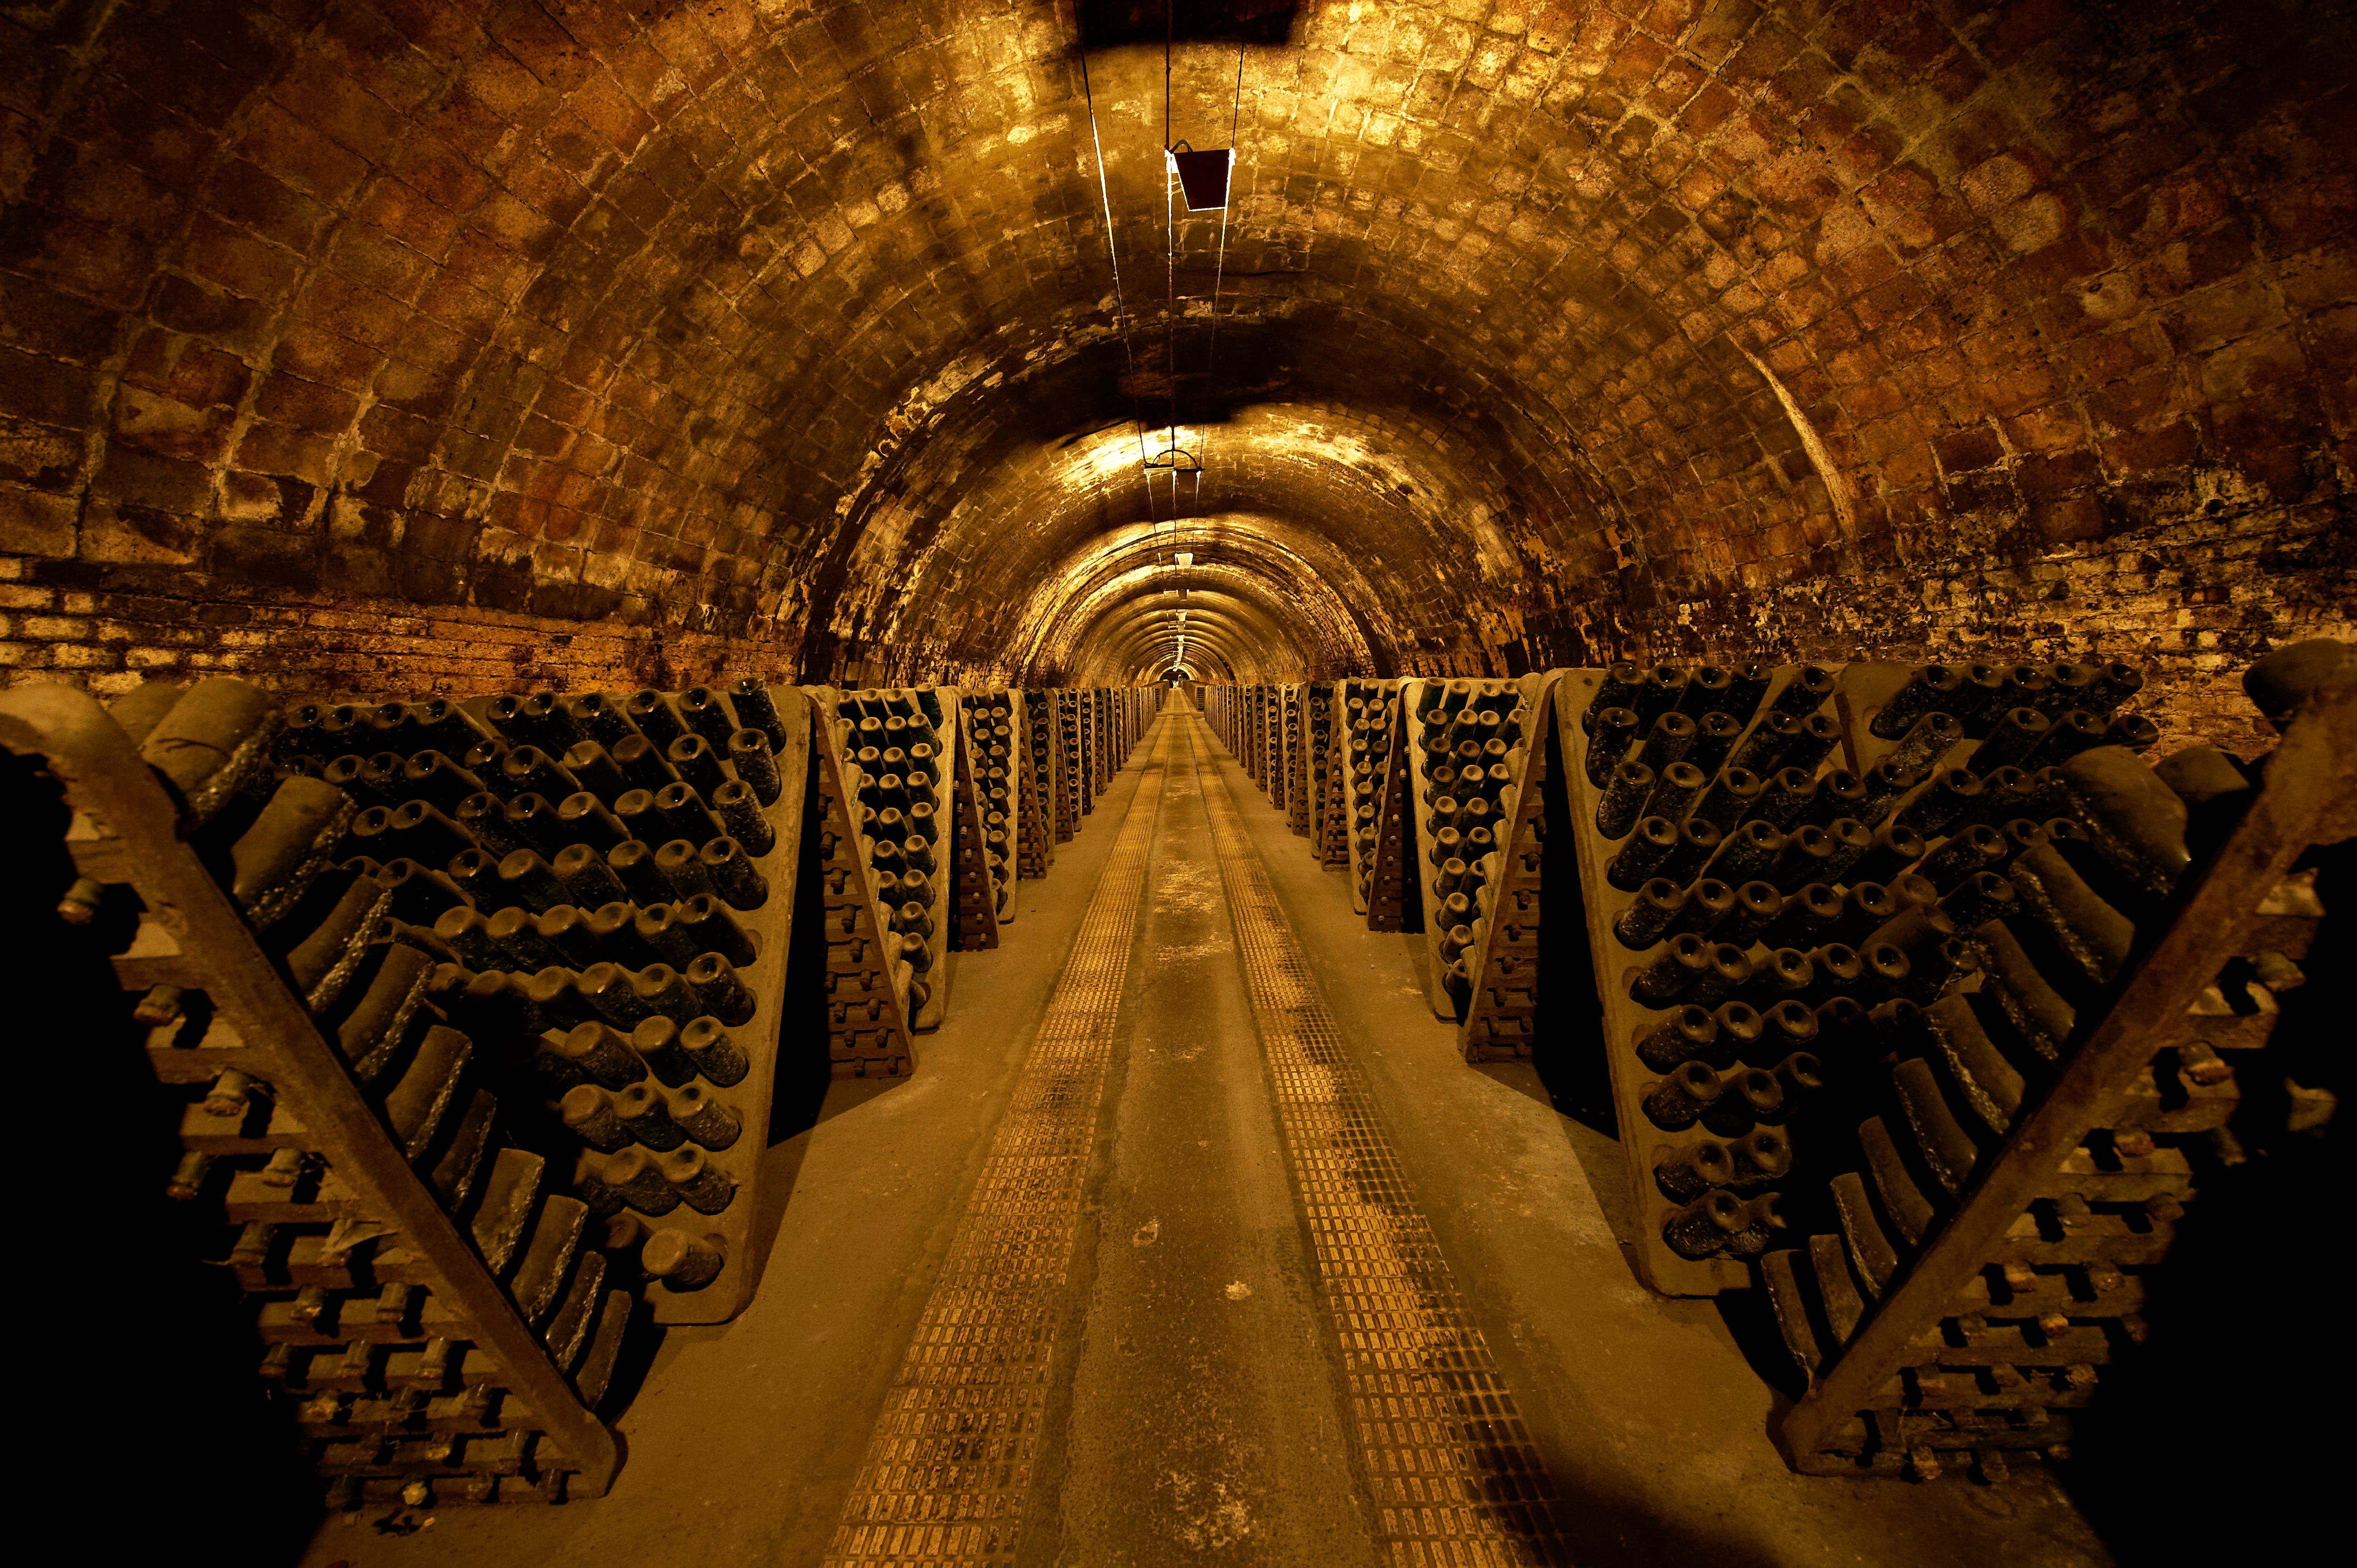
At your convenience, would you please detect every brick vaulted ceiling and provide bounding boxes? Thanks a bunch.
[1,0,2349,699]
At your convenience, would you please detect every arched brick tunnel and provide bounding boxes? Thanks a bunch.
[4,0,2350,738]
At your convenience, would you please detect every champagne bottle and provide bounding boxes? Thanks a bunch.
[631,962,704,1024]
[1631,934,1713,1005]
[496,848,571,912]
[525,964,598,1029]
[688,952,756,1025]
[615,1080,689,1150]
[1662,1190,1743,1258]
[611,732,678,794]
[1654,1140,1734,1202]
[1727,1126,1793,1189]
[627,1014,701,1087]
[1691,767,1764,831]
[1972,706,2051,771]
[1914,822,2006,890]
[1721,1193,1788,1258]
[1582,663,1646,730]
[1705,1001,1763,1068]
[664,1082,742,1150]
[676,687,738,746]
[1655,818,1722,887]
[667,733,729,796]
[1853,757,1925,824]
[565,691,639,749]
[1635,1005,1719,1072]
[1799,768,1868,827]
[1634,711,1697,774]
[1714,881,1784,948]
[1614,878,1687,948]
[679,1016,749,1088]
[1768,822,1835,889]
[661,1144,736,1214]
[1584,706,1640,786]
[230,775,356,928]
[673,894,758,966]
[1758,882,1841,951]
[2027,708,2109,768]
[500,744,580,804]
[727,678,787,747]
[501,791,567,854]
[1704,819,1784,887]
[1641,760,1707,824]
[626,690,686,747]
[1799,942,1863,1007]
[1607,816,1679,890]
[1684,711,1744,777]
[655,782,723,844]
[1700,1066,1783,1136]
[560,1084,635,1152]
[634,903,699,966]
[140,678,282,828]
[1663,878,1736,940]
[1729,711,1802,777]
[725,729,782,806]
[1780,711,1844,775]
[1769,665,1835,718]
[1595,760,1655,840]
[1870,664,1970,739]
[602,1147,682,1214]
[643,1228,725,1290]
[1684,943,1754,1011]
[1642,1060,1723,1129]
[1744,766,1819,831]
[1848,821,1927,886]
[519,691,585,752]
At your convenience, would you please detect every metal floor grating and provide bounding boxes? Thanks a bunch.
[822,718,1174,1568]
[1186,713,1574,1568]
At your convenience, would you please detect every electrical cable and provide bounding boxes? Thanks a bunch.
[1074,16,1157,516]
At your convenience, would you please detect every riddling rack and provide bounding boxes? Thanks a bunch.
[16,674,1160,1512]
[5,679,635,1507]
[1198,644,2353,1482]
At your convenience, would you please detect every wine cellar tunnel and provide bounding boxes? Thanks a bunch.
[3,0,2352,1562]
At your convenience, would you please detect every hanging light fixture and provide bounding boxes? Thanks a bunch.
[1166,143,1232,210]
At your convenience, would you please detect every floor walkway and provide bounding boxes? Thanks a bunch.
[302,708,2111,1568]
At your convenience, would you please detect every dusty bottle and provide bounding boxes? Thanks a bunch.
[689,952,757,1025]
[643,1229,725,1291]
[1684,944,1754,1011]
[1739,947,1815,1010]
[1728,711,1802,777]
[1721,1194,1789,1258]
[664,1082,742,1150]
[2027,708,2110,769]
[1691,767,1765,832]
[1759,883,1842,951]
[1915,822,2008,891]
[710,779,775,857]
[1684,711,1745,777]
[1631,934,1714,1005]
[1662,1190,1744,1258]
[1743,766,1819,831]
[1770,665,1836,719]
[560,1084,635,1152]
[1899,767,1983,837]
[1641,760,1707,825]
[1705,819,1784,887]
[1727,1126,1793,1189]
[1848,821,1927,886]
[1663,877,1736,940]
[1583,664,1647,730]
[1635,1005,1720,1073]
[1643,1060,1724,1130]
[1799,769,1869,828]
[673,894,758,967]
[662,1144,737,1215]
[612,733,678,794]
[1654,1140,1734,1202]
[1656,817,1722,887]
[1596,761,1655,839]
[1615,878,1687,948]
[1700,1066,1783,1135]
[140,678,281,828]
[1871,664,1971,739]
[1852,758,1925,825]
[1714,881,1785,949]
[1634,711,1697,775]
[1607,816,1679,890]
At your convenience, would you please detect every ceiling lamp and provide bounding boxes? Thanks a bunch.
[1167,144,1232,210]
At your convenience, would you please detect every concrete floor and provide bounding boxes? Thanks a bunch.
[301,710,2111,1567]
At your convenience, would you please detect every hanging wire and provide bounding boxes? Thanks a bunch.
[1075,15,1157,517]
[1192,34,1250,535]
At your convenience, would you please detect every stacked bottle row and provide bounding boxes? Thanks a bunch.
[1026,689,1072,846]
[1451,674,1563,1063]
[1060,691,1089,823]
[273,679,807,1324]
[1759,645,2352,1480]
[1311,686,1349,869]
[22,677,630,1507]
[1342,681,1408,929]
[824,689,956,1028]
[956,693,1019,926]
[1400,679,1535,1018]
